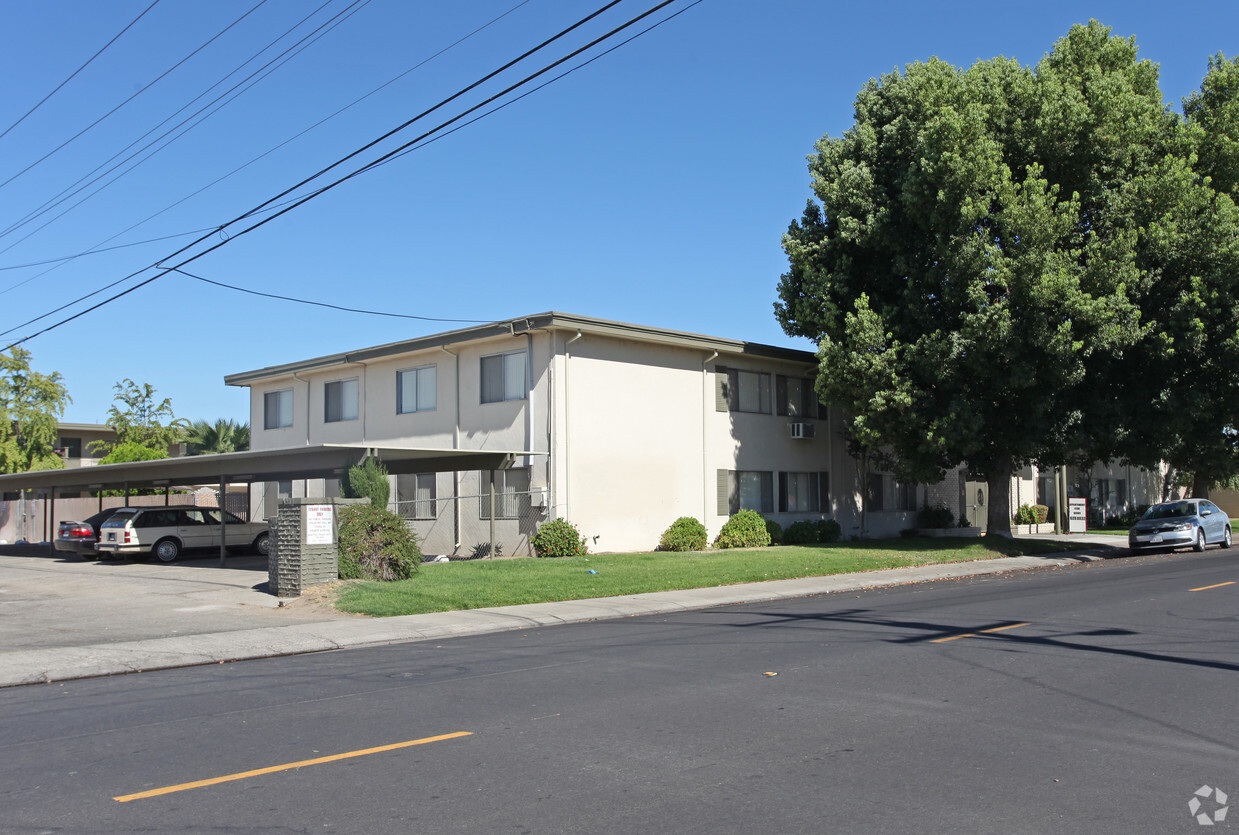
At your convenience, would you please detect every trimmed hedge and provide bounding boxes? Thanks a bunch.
[658,516,708,552]
[715,509,771,549]
[532,518,589,557]
[784,518,842,544]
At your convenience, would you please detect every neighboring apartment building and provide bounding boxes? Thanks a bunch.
[225,313,924,555]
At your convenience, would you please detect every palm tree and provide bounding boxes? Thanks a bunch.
[184,418,250,455]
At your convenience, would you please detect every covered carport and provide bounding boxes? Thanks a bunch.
[0,444,529,566]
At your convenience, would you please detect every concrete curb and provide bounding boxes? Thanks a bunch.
[0,549,1111,688]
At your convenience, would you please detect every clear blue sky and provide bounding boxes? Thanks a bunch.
[1,1,1236,425]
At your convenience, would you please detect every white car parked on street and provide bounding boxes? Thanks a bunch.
[96,506,270,563]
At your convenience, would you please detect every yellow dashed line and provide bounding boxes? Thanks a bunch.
[931,622,1030,643]
[1190,581,1236,592]
[114,731,472,802]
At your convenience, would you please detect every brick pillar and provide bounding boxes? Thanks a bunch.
[268,497,368,597]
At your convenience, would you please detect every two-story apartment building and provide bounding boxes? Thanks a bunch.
[225,312,922,554]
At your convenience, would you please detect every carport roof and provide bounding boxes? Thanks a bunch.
[0,445,529,493]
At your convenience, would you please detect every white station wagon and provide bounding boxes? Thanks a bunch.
[96,506,270,563]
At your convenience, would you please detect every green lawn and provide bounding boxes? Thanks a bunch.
[333,536,1087,618]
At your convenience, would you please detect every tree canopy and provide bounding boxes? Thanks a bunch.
[91,379,188,456]
[0,347,71,474]
[775,21,1239,533]
[184,418,250,455]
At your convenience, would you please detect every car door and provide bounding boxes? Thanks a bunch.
[1203,501,1226,542]
[177,509,214,551]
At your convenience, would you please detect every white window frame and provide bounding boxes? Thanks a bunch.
[324,378,358,423]
[397,365,436,414]
[480,351,528,404]
[264,388,293,430]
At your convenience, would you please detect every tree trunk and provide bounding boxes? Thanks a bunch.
[986,459,1014,538]
[1191,475,1210,499]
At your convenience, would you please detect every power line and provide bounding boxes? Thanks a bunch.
[0,0,162,142]
[0,0,530,285]
[2,0,691,349]
[174,268,492,323]
[0,0,272,198]
[0,0,360,247]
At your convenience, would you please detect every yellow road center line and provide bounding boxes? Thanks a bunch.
[931,623,1030,643]
[1190,581,1236,592]
[114,731,472,802]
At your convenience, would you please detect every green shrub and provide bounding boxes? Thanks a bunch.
[817,518,842,543]
[342,457,390,507]
[917,504,955,529]
[765,518,784,545]
[783,520,820,544]
[1013,503,1037,525]
[1032,504,1049,524]
[658,516,708,552]
[337,504,420,581]
[714,509,771,549]
[532,518,588,557]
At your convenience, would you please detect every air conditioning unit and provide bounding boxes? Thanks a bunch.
[789,422,815,439]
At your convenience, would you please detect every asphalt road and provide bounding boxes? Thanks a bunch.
[3,549,1237,833]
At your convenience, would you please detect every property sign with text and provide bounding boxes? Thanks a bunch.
[305,504,334,545]
[1067,497,1087,533]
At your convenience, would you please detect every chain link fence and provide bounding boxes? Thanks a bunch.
[390,491,546,558]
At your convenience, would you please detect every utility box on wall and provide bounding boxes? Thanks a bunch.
[268,497,368,598]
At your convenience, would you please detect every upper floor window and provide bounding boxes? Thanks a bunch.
[777,376,819,419]
[481,351,527,403]
[264,389,293,429]
[716,367,771,414]
[324,378,358,423]
[397,365,436,414]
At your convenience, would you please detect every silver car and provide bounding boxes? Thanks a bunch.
[1128,499,1232,553]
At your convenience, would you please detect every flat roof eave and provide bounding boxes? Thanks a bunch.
[0,445,533,493]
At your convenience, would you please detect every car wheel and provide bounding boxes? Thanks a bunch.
[253,532,270,556]
[1224,527,1232,550]
[153,538,181,563]
[1194,529,1207,553]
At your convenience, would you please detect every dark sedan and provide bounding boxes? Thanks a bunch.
[1128,499,1232,553]
[53,508,123,559]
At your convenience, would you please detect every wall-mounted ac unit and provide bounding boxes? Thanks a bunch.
[789,422,815,439]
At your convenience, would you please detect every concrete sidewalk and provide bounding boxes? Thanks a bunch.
[0,536,1128,688]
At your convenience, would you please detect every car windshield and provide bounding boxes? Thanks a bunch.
[1143,502,1195,520]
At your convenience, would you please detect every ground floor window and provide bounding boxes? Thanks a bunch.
[867,473,917,512]
[397,473,437,520]
[717,469,774,515]
[779,471,829,513]
[478,468,530,520]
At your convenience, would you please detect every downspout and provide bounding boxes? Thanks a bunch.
[293,371,311,445]
[564,330,583,520]
[441,344,460,551]
[702,351,717,524]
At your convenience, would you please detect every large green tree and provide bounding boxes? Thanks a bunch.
[776,22,1178,535]
[91,379,188,456]
[0,347,71,473]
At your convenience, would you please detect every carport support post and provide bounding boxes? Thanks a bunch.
[219,476,228,567]
[489,469,496,559]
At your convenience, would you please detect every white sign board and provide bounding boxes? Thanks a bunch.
[1067,497,1088,533]
[305,504,334,545]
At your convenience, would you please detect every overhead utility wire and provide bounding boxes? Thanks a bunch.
[0,0,355,246]
[0,0,162,142]
[0,0,630,337]
[0,0,529,283]
[2,0,684,349]
[174,268,491,323]
[0,0,272,197]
